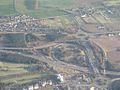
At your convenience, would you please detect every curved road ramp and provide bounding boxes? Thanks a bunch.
[108,78,120,90]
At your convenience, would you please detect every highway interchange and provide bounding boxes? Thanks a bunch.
[0,14,120,90]
[0,33,120,90]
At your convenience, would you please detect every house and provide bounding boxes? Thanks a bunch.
[97,25,105,30]
[108,33,114,37]
[90,87,95,90]
[34,83,39,90]
[47,80,53,86]
[28,85,34,90]
[118,33,120,36]
[22,87,28,90]
[56,74,64,83]
[81,14,87,18]
[41,81,47,87]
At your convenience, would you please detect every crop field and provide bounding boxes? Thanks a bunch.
[92,14,112,24]
[0,33,27,47]
[92,36,120,68]
[75,16,85,25]
[41,16,73,28]
[75,14,112,25]
[0,0,15,16]
[0,0,99,18]
[104,0,120,6]
[0,59,50,84]
[0,61,28,76]
[1,0,118,19]
[0,0,79,18]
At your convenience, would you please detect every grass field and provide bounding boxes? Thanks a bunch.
[0,0,80,18]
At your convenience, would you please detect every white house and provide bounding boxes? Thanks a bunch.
[56,74,64,82]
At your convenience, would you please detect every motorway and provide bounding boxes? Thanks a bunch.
[1,39,120,90]
[0,49,88,74]
[0,39,120,75]
[82,41,100,75]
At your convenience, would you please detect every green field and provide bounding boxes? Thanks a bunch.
[0,0,15,16]
[0,0,79,18]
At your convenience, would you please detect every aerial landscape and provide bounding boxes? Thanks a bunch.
[0,0,120,90]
